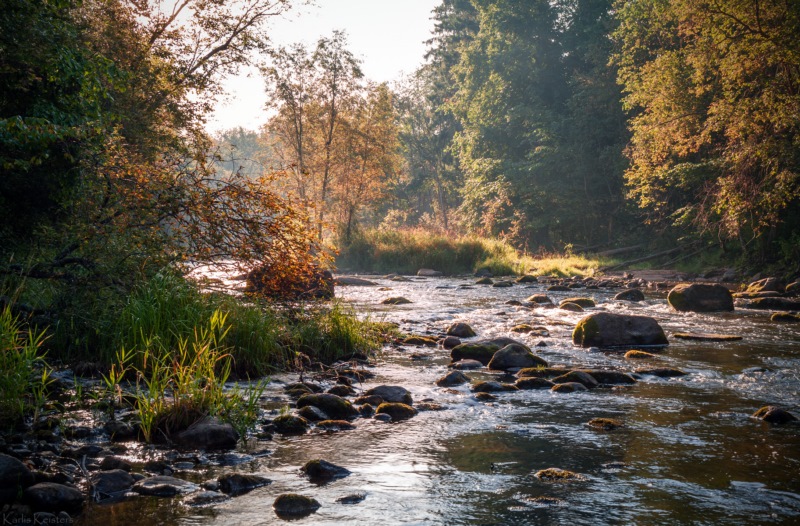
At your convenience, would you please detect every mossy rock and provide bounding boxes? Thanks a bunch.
[635,368,687,378]
[752,406,797,424]
[516,275,538,283]
[272,415,310,435]
[614,289,646,302]
[475,277,494,285]
[487,343,548,371]
[746,298,800,311]
[586,418,624,431]
[572,312,668,348]
[296,393,358,420]
[382,297,412,305]
[493,281,513,288]
[316,420,356,431]
[326,385,355,397]
[533,468,585,481]
[559,302,584,312]
[525,294,553,304]
[551,382,588,393]
[624,350,657,359]
[451,342,501,364]
[560,297,596,308]
[375,402,417,421]
[447,322,476,338]
[436,370,470,387]
[667,283,733,312]
[273,493,321,517]
[771,312,800,322]
[403,335,438,346]
[579,370,637,385]
[473,392,497,401]
[552,371,598,389]
[517,367,570,378]
[365,385,413,405]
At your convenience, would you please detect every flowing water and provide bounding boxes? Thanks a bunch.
[78,276,800,525]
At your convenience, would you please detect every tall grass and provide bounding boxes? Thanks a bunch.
[0,305,51,426]
[336,227,613,277]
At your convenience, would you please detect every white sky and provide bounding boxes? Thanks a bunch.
[206,0,440,134]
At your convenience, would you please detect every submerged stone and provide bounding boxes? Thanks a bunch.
[273,493,321,517]
[752,406,798,425]
[586,418,624,431]
[533,468,585,481]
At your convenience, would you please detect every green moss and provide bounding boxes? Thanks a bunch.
[561,297,596,308]
[375,402,418,421]
[572,316,599,347]
[534,468,585,481]
[587,417,624,430]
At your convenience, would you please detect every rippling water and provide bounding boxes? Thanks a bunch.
[79,276,800,525]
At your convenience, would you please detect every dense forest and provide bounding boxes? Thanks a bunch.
[1,1,799,372]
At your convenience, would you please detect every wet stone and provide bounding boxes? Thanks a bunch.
[450,359,483,370]
[217,473,271,496]
[551,382,588,393]
[302,459,351,482]
[375,402,417,421]
[23,483,83,513]
[436,370,470,387]
[99,456,132,472]
[471,381,518,393]
[336,492,367,504]
[272,414,310,435]
[133,475,199,497]
[185,490,230,506]
[636,368,687,378]
[364,385,413,405]
[0,453,35,504]
[274,493,321,518]
[316,420,357,431]
[752,406,798,425]
[515,377,554,390]
[91,469,135,496]
[297,405,329,422]
[586,418,624,431]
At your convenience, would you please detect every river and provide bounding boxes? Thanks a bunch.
[78,275,800,525]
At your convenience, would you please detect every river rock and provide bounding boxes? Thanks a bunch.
[516,275,538,283]
[451,337,529,365]
[517,367,570,378]
[403,335,438,346]
[534,468,584,481]
[133,476,198,497]
[217,473,271,496]
[667,283,734,312]
[0,454,35,504]
[354,394,384,406]
[185,490,230,506]
[285,381,323,393]
[327,385,356,397]
[336,276,378,286]
[551,382,588,393]
[272,415,310,435]
[561,297,596,308]
[471,381,519,393]
[91,469,134,496]
[559,302,584,312]
[447,322,476,338]
[316,420,357,431]
[487,344,548,371]
[450,359,484,370]
[526,294,553,304]
[744,297,800,311]
[572,312,668,348]
[375,402,417,421]
[515,377,555,390]
[747,277,783,293]
[296,393,358,420]
[752,406,797,425]
[99,456,132,472]
[624,350,657,359]
[493,281,513,288]
[440,336,462,348]
[587,418,624,430]
[581,370,637,385]
[301,459,351,482]
[614,289,645,302]
[417,269,442,277]
[23,483,83,513]
[336,492,367,504]
[175,417,238,450]
[436,370,470,387]
[365,385,413,405]
[382,297,412,305]
[104,420,137,441]
[475,277,493,285]
[274,493,321,517]
[552,371,599,389]
[297,406,329,422]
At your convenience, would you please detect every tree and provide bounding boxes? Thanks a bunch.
[614,0,800,257]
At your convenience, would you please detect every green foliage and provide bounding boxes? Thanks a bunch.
[0,306,51,426]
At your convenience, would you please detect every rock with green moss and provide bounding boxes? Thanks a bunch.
[272,415,310,435]
[273,493,321,517]
[579,370,636,385]
[515,377,554,390]
[624,350,656,359]
[375,402,417,421]
[551,382,588,393]
[471,381,519,393]
[559,302,584,312]
[316,420,356,431]
[560,297,596,308]
[487,344,548,371]
[296,393,358,420]
[475,277,494,285]
[516,274,538,283]
[572,312,668,348]
[493,280,513,288]
[771,312,800,322]
[533,468,584,481]
[667,283,734,312]
[525,294,553,304]
[746,277,783,293]
[517,367,570,378]
[745,297,800,311]
[586,418,624,431]
[614,289,645,301]
[403,335,438,346]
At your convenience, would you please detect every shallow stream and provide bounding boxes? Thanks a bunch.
[78,276,800,525]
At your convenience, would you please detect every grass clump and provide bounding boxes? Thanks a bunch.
[336,227,612,277]
[0,305,52,426]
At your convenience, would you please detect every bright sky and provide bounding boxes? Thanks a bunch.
[206,0,440,134]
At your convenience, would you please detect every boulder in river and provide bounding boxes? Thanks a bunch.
[746,277,783,293]
[133,475,199,497]
[335,276,378,286]
[440,335,462,348]
[635,368,687,378]
[375,402,417,421]
[301,459,351,482]
[451,337,529,365]
[90,469,135,496]
[560,297,596,308]
[447,322,476,338]
[552,371,599,389]
[382,296,412,305]
[417,269,443,277]
[580,370,637,385]
[559,302,584,312]
[586,418,624,431]
[752,406,797,425]
[0,453,35,504]
[525,294,553,304]
[471,381,518,393]
[667,283,734,312]
[436,370,470,387]
[475,277,493,285]
[23,483,83,513]
[572,312,668,348]
[624,350,657,359]
[296,393,358,420]
[515,377,554,390]
[516,275,538,283]
[175,416,238,450]
[614,289,645,302]
[771,312,800,322]
[533,468,585,481]
[450,359,484,370]
[551,382,588,393]
[365,385,413,405]
[217,473,271,496]
[274,494,321,518]
[272,414,310,435]
[487,344,548,371]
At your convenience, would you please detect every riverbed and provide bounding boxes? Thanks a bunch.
[78,275,800,525]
